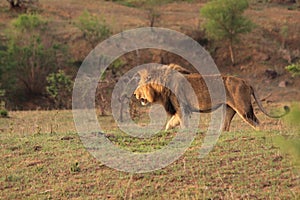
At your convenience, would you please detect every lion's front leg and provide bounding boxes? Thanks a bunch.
[165,114,181,130]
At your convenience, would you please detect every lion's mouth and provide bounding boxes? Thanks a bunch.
[140,98,148,106]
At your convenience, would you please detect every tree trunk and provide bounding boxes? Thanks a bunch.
[149,13,155,27]
[229,42,235,66]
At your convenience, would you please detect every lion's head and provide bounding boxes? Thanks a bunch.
[134,79,166,106]
[134,84,155,106]
[133,65,183,117]
[133,66,172,106]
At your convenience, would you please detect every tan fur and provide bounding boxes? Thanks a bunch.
[168,63,192,74]
[134,65,289,131]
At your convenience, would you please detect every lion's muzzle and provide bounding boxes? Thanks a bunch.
[140,98,148,106]
[133,92,149,106]
[133,87,150,106]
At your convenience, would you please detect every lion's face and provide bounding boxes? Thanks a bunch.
[133,69,160,106]
[133,67,170,107]
[133,84,155,106]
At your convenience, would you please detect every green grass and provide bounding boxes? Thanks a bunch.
[0,110,299,199]
[111,0,197,8]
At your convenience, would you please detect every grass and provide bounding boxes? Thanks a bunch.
[0,108,299,199]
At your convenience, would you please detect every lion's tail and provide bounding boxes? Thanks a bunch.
[251,86,290,118]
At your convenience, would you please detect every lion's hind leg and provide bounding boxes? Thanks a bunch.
[235,105,260,130]
[222,106,236,132]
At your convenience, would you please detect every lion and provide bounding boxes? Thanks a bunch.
[133,64,289,131]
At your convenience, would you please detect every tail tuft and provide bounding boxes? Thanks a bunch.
[284,105,290,114]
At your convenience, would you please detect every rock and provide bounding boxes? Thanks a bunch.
[240,65,248,71]
[265,69,278,79]
[278,81,288,88]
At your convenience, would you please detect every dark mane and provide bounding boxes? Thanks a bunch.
[163,97,176,115]
[158,87,178,116]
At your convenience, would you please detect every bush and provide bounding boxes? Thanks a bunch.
[0,88,8,117]
[285,62,300,77]
[0,109,8,118]
[274,104,300,168]
[46,70,73,109]
[75,10,111,48]
[0,14,67,98]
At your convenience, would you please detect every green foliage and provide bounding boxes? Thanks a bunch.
[0,88,8,117]
[46,70,73,109]
[0,14,67,97]
[12,13,46,31]
[76,10,111,48]
[285,104,300,129]
[110,0,136,7]
[111,0,182,26]
[274,136,300,167]
[285,62,300,77]
[200,0,254,64]
[274,104,300,168]
[143,0,172,26]
[200,0,253,41]
[0,109,8,117]
[111,58,124,70]
[110,0,196,7]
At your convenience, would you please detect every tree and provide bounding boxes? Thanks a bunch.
[143,0,182,27]
[144,0,162,27]
[200,0,254,65]
[1,14,67,97]
[75,10,111,48]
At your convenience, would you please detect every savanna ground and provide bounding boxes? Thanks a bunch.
[0,103,299,199]
[0,0,300,199]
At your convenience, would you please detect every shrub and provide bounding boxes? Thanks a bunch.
[274,104,300,168]
[46,70,73,109]
[0,88,8,117]
[285,62,300,77]
[75,10,111,48]
[0,14,67,98]
[0,110,8,118]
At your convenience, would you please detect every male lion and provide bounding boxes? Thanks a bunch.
[133,64,289,131]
